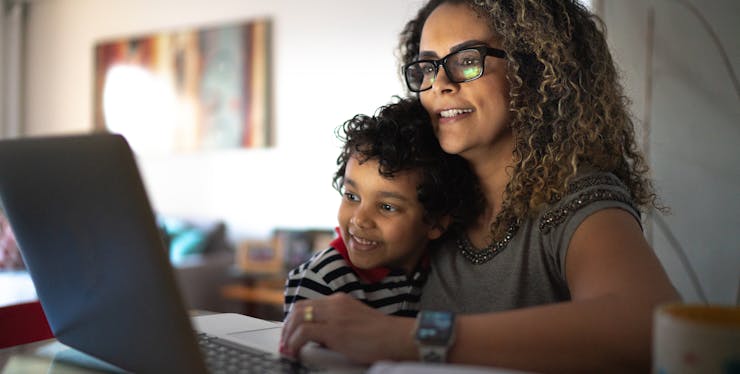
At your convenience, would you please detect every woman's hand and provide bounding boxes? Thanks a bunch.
[280,293,417,364]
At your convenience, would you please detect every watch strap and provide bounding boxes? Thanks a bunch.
[419,345,448,363]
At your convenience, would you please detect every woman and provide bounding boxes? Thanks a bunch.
[282,1,679,372]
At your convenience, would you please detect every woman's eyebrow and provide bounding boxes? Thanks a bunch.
[418,39,490,59]
[450,39,489,52]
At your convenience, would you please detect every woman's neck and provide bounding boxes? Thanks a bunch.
[463,137,516,245]
[467,140,514,216]
[473,159,508,216]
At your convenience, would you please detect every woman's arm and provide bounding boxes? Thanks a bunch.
[448,209,679,372]
[281,209,680,373]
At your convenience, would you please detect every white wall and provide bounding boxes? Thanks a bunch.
[603,0,740,304]
[24,0,424,239]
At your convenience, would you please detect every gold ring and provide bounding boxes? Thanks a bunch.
[303,305,314,322]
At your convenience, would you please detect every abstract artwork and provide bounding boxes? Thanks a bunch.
[93,19,272,153]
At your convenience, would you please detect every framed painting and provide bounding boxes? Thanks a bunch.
[93,18,272,153]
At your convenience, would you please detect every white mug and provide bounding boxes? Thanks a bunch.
[653,303,740,374]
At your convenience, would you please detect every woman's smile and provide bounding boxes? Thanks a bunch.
[440,108,473,118]
[438,107,474,125]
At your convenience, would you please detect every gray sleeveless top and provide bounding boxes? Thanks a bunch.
[419,172,640,313]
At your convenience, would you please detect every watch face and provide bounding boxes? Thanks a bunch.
[416,310,455,345]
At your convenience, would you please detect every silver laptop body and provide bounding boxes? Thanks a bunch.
[0,134,361,373]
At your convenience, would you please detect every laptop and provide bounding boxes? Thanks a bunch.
[0,133,362,373]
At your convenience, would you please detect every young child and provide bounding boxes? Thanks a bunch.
[283,98,480,317]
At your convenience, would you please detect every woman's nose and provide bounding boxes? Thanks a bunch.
[431,65,458,94]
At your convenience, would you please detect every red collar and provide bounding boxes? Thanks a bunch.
[331,230,390,283]
[331,228,429,284]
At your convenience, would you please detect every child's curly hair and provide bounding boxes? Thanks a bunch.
[399,0,661,241]
[333,97,482,230]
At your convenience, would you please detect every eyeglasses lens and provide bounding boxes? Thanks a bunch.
[450,49,483,81]
[404,63,429,92]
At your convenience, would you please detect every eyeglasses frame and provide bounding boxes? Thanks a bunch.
[403,46,507,92]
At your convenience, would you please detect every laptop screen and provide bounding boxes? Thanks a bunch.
[0,134,207,373]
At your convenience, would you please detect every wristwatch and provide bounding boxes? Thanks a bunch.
[414,310,456,363]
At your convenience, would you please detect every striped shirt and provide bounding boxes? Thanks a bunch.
[283,234,427,318]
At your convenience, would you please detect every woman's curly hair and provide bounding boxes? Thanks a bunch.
[333,97,483,230]
[399,0,661,240]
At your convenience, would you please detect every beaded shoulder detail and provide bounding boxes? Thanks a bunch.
[456,221,519,265]
[539,173,637,234]
[565,173,626,194]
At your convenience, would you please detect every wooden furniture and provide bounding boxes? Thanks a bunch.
[220,270,285,321]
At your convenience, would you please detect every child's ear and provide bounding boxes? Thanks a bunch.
[427,215,452,240]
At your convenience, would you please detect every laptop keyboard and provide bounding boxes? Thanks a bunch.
[197,333,318,373]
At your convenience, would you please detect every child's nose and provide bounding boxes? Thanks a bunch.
[350,206,373,229]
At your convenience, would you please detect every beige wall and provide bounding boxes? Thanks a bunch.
[603,0,739,304]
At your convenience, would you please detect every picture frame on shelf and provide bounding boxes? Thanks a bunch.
[235,239,281,274]
[273,228,335,272]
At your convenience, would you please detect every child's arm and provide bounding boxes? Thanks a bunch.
[283,247,340,317]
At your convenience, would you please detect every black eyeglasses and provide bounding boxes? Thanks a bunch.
[403,46,507,92]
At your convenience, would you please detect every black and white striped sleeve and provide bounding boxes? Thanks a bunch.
[283,247,347,316]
